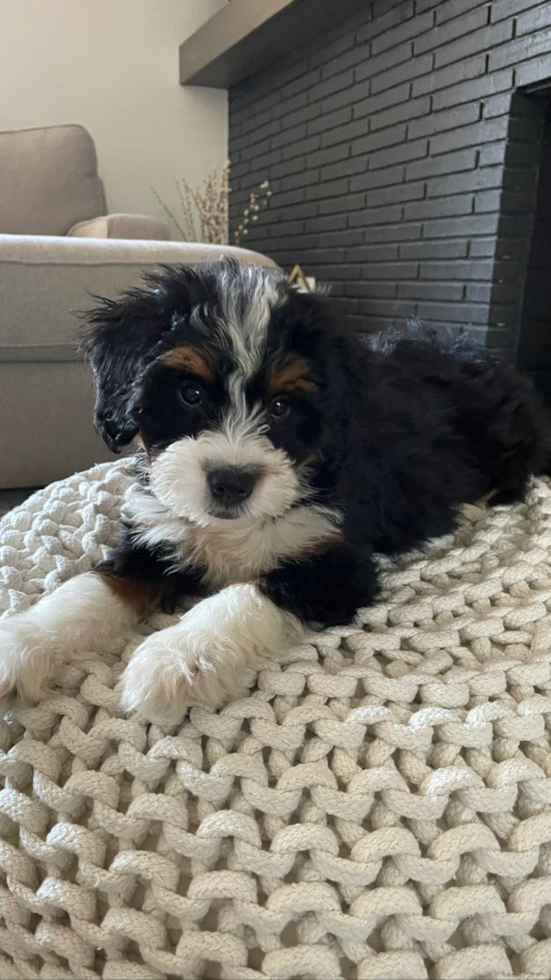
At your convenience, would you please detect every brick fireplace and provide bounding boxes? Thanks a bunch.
[228,0,551,395]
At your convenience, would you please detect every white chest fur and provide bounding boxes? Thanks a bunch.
[123,488,342,590]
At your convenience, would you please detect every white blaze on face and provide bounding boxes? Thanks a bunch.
[150,267,301,527]
[188,264,281,382]
[216,264,281,379]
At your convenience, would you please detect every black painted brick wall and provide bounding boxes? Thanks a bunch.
[517,98,551,395]
[228,0,551,354]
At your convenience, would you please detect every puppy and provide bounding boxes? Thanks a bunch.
[0,260,548,722]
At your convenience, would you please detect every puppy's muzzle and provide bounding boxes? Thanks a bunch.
[207,466,256,517]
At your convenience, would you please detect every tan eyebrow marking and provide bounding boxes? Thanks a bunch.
[161,345,214,380]
[268,355,318,393]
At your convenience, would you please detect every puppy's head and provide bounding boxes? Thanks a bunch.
[81,260,345,527]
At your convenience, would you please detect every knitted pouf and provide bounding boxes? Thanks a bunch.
[0,461,551,980]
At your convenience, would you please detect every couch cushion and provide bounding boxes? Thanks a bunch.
[0,124,107,236]
[67,213,170,241]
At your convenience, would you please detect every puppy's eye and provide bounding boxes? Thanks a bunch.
[180,383,203,407]
[270,396,291,421]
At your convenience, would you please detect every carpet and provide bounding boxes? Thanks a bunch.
[0,460,550,980]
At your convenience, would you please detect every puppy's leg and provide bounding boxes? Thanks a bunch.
[120,583,301,723]
[262,541,379,627]
[0,571,147,703]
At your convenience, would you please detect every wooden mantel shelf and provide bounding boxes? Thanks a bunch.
[179,0,368,88]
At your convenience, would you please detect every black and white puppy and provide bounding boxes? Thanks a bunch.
[0,260,548,722]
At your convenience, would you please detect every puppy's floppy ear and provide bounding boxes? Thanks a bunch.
[80,289,167,452]
[79,266,202,452]
[285,288,359,424]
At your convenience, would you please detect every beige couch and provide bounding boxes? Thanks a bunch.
[0,125,276,488]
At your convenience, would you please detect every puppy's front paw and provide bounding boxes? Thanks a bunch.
[119,623,249,724]
[0,620,55,704]
[119,584,295,724]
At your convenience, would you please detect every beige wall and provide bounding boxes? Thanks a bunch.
[0,0,228,235]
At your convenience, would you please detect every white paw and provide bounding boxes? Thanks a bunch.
[0,619,56,704]
[119,622,251,724]
[119,584,300,724]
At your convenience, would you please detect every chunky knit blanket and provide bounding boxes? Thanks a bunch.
[0,461,551,980]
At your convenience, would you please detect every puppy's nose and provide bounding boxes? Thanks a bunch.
[208,467,255,507]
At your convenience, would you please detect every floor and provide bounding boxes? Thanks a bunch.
[0,489,37,520]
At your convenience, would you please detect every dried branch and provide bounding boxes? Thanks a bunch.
[152,163,270,246]
[234,180,271,246]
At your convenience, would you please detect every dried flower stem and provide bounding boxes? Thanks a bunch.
[151,187,187,241]
[234,180,271,246]
[153,163,270,246]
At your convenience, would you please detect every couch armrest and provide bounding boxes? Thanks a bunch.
[0,233,279,349]
[67,213,171,240]
[0,234,280,488]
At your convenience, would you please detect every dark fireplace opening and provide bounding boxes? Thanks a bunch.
[518,96,551,402]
